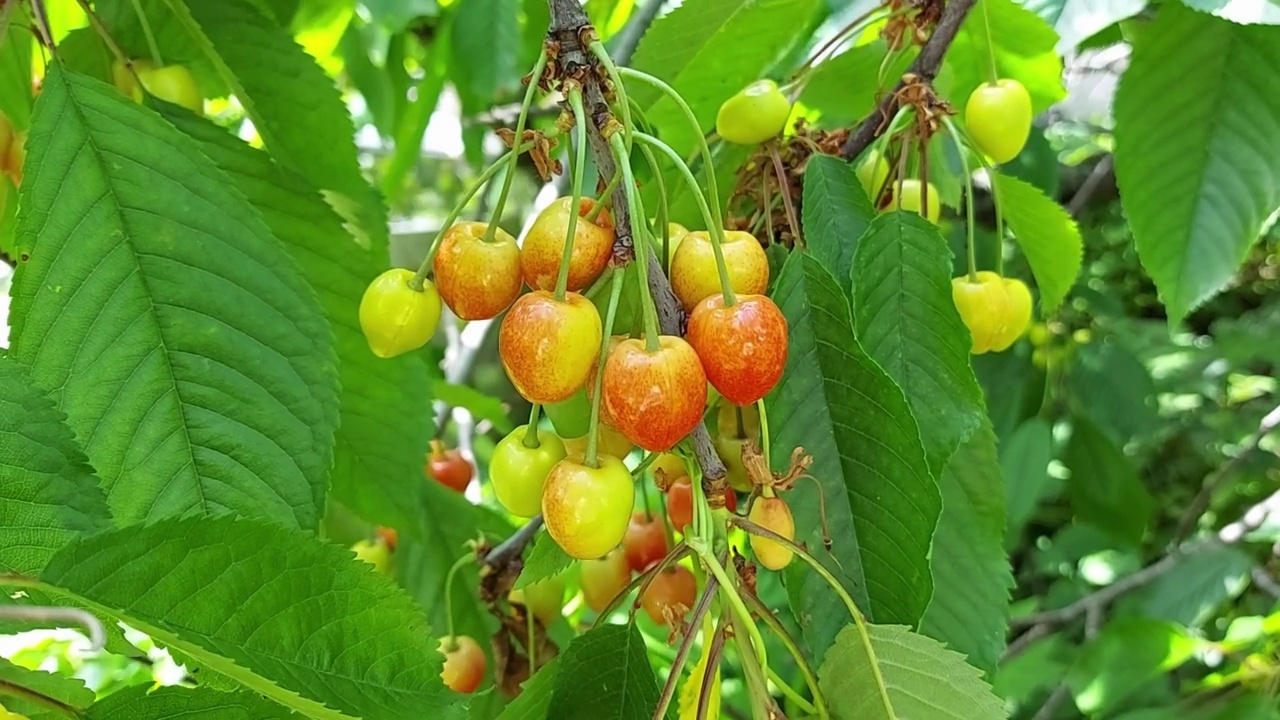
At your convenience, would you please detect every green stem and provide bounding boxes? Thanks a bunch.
[635,142,671,273]
[526,603,537,674]
[129,0,163,66]
[756,399,771,469]
[733,517,861,622]
[522,404,542,449]
[769,665,819,716]
[485,48,548,244]
[554,87,590,301]
[631,451,660,478]
[946,117,1006,275]
[591,543,690,624]
[942,118,979,282]
[587,41,633,149]
[733,617,774,720]
[443,553,474,641]
[609,133,661,351]
[790,6,890,89]
[585,270,625,468]
[696,546,768,671]
[742,589,829,719]
[587,169,623,223]
[981,0,1000,85]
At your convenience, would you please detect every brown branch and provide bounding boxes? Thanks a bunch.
[482,515,543,571]
[839,0,979,160]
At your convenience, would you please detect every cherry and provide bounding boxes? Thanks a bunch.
[990,278,1033,352]
[580,549,632,614]
[509,573,566,626]
[654,223,690,266]
[375,526,398,552]
[542,455,635,559]
[670,230,770,313]
[350,538,392,574]
[666,478,736,532]
[965,79,1033,164]
[883,179,941,224]
[438,635,485,693]
[640,565,697,626]
[137,64,203,112]
[562,420,636,462]
[499,291,602,404]
[521,197,615,292]
[713,435,753,493]
[489,425,566,517]
[716,402,760,440]
[432,221,523,320]
[856,149,891,202]
[622,512,669,573]
[545,387,592,439]
[427,441,473,493]
[358,269,441,358]
[602,336,708,452]
[650,453,687,484]
[686,294,788,406]
[951,271,1010,355]
[715,79,792,145]
[748,495,795,570]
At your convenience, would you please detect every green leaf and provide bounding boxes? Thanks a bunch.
[547,623,663,720]
[852,211,987,474]
[1020,0,1148,52]
[766,252,940,655]
[919,424,1012,677]
[449,0,521,113]
[85,686,297,719]
[798,42,913,128]
[1001,417,1055,539]
[818,623,1007,720]
[946,0,1065,114]
[1178,0,1280,24]
[8,68,338,530]
[804,154,876,286]
[29,516,460,720]
[1066,619,1199,715]
[495,660,560,720]
[1136,545,1254,627]
[1063,417,1153,546]
[0,357,112,574]
[433,379,516,436]
[629,0,821,155]
[990,172,1082,312]
[0,19,33,130]
[516,529,576,590]
[0,656,94,712]
[162,0,389,252]
[1066,340,1159,446]
[1113,5,1280,324]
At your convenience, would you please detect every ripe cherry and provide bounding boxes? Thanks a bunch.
[137,64,203,112]
[563,420,636,462]
[432,221,523,320]
[667,478,737,532]
[687,294,788,406]
[602,336,708,452]
[359,268,441,358]
[489,425,566,517]
[580,549,632,614]
[622,512,669,573]
[883,179,941,224]
[350,538,392,574]
[856,149,891,202]
[427,441,473,493]
[438,635,485,693]
[640,565,697,626]
[499,291,602,404]
[542,455,635,559]
[509,573,566,626]
[748,495,795,570]
[991,278,1033,352]
[951,271,1010,355]
[715,79,792,145]
[521,197,615,292]
[670,230,770,312]
[965,79,1033,164]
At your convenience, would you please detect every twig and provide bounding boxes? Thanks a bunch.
[1064,154,1114,218]
[482,516,544,570]
[610,0,664,66]
[0,605,105,651]
[1031,683,1072,720]
[651,570,720,720]
[839,0,979,160]
[0,678,80,718]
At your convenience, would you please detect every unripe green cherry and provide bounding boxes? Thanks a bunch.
[965,79,1033,164]
[856,149,891,201]
[489,425,567,517]
[716,79,792,145]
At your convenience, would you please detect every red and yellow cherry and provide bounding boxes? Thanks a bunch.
[580,549,632,613]
[965,79,1033,164]
[521,197,615,292]
[715,79,792,145]
[666,478,737,532]
[622,512,668,573]
[375,526,398,552]
[432,221,522,320]
[883,179,941,224]
[990,278,1033,352]
[489,425,566,517]
[542,455,635,559]
[499,291,602,404]
[427,441,473,493]
[856,149,891,201]
[951,271,1009,355]
[438,635,486,693]
[602,336,708,452]
[748,495,795,570]
[136,63,203,112]
[359,268,441,358]
[509,574,566,626]
[670,230,769,312]
[563,421,635,463]
[641,565,697,625]
[687,294,788,406]
[351,538,392,574]
[713,435,753,492]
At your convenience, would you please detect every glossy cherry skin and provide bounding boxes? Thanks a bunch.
[427,443,473,493]
[666,478,737,532]
[359,269,442,358]
[641,565,697,626]
[489,425,567,517]
[602,336,708,452]
[542,456,635,559]
[884,179,941,224]
[438,635,486,693]
[509,573,566,626]
[580,549,632,613]
[351,538,392,574]
[715,79,792,145]
[670,230,770,312]
[432,221,523,320]
[623,512,669,573]
[713,435,753,492]
[966,79,1033,164]
[562,421,636,463]
[990,278,1033,352]
[687,294,788,406]
[499,291,602,404]
[856,149,891,201]
[951,271,1009,355]
[521,197,615,292]
[137,64,203,112]
[749,495,795,570]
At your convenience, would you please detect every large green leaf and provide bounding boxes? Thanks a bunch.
[0,656,94,714]
[629,0,821,155]
[449,0,521,113]
[1113,4,1280,324]
[1020,0,1147,52]
[1001,417,1055,539]
[991,172,1082,312]
[946,0,1065,115]
[0,357,111,574]
[516,529,576,589]
[21,516,462,720]
[1066,619,1199,715]
[804,154,876,286]
[547,623,663,720]
[767,252,940,657]
[495,659,560,720]
[1136,545,1254,627]
[8,68,338,530]
[1066,340,1159,446]
[798,42,914,129]
[818,623,1007,720]
[1063,417,1153,546]
[85,686,296,719]
[1179,0,1280,24]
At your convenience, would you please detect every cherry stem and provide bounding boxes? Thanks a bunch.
[526,604,537,674]
[631,451,660,478]
[941,117,980,283]
[766,141,803,247]
[756,400,772,469]
[648,564,718,720]
[790,6,894,88]
[442,553,475,642]
[609,132,661,352]
[592,542,690,625]
[587,169,622,223]
[587,41,633,149]
[731,516,862,623]
[696,621,728,720]
[128,0,163,66]
[634,143,672,275]
[632,132,737,307]
[946,117,1006,275]
[741,589,830,719]
[694,545,768,671]
[639,477,653,522]
[485,47,549,245]
[734,405,746,439]
[553,87,590,301]
[585,269,624,468]
[981,0,1000,85]
[522,404,542,449]
[731,613,775,719]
